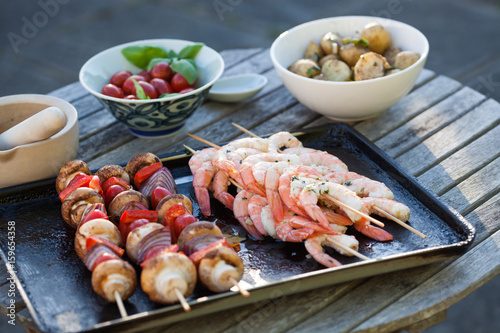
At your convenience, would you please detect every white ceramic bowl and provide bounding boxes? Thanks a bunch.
[270,16,429,121]
[79,39,224,138]
[0,94,79,188]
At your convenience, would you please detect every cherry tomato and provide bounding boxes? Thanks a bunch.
[122,74,146,95]
[138,69,152,82]
[150,62,173,81]
[101,84,124,98]
[137,81,158,99]
[172,213,197,239]
[110,70,132,87]
[170,73,195,92]
[119,218,149,242]
[124,95,138,100]
[104,184,125,207]
[179,88,194,94]
[151,187,173,210]
[164,202,190,243]
[134,162,162,189]
[150,78,173,96]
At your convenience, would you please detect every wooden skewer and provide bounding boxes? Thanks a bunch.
[325,237,370,261]
[229,277,250,297]
[373,207,427,239]
[174,288,191,312]
[114,291,128,318]
[231,122,259,138]
[186,133,221,149]
[324,194,384,227]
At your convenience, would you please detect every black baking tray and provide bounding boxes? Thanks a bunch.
[0,123,475,333]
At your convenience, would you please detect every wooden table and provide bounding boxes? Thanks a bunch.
[2,47,500,333]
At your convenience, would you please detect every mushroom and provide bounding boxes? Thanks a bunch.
[394,51,421,70]
[156,194,193,225]
[126,223,164,263]
[320,32,343,55]
[61,187,103,228]
[141,252,197,304]
[107,189,149,225]
[125,152,161,187]
[339,43,369,68]
[75,218,122,259]
[303,40,324,63]
[55,160,91,194]
[353,52,391,81]
[359,22,392,54]
[198,246,244,293]
[383,45,402,66]
[95,164,130,185]
[92,259,137,302]
[176,221,223,253]
[321,59,352,81]
[288,59,321,78]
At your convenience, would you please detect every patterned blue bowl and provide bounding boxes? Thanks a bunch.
[79,39,224,138]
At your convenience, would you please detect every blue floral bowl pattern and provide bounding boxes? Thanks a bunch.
[79,39,224,138]
[98,88,210,137]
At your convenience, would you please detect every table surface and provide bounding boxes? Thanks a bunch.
[1,47,500,333]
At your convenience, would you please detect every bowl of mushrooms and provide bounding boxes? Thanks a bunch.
[270,16,429,121]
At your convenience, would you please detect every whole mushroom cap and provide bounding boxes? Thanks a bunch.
[107,189,149,225]
[95,164,130,185]
[92,259,137,302]
[125,152,161,187]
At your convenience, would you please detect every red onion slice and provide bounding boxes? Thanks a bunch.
[183,235,223,256]
[137,227,172,264]
[140,167,177,200]
[122,200,148,211]
[83,244,117,271]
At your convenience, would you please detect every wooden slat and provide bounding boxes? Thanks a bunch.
[395,98,500,176]
[47,81,88,102]
[219,48,264,69]
[374,87,486,158]
[417,124,500,195]
[354,75,462,141]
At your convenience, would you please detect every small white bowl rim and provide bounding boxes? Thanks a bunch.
[270,15,429,86]
[209,73,268,95]
[0,94,77,152]
[79,38,225,104]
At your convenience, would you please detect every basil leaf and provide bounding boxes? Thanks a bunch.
[121,46,168,69]
[147,58,172,71]
[130,77,148,100]
[167,49,178,58]
[159,93,182,98]
[178,43,204,59]
[171,59,198,85]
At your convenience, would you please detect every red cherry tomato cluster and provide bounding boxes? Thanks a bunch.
[101,62,196,100]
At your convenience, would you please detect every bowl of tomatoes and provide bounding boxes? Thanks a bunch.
[79,39,224,138]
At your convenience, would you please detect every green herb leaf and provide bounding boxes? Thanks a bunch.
[171,58,198,85]
[159,93,182,99]
[178,43,204,59]
[147,58,172,71]
[167,49,178,58]
[121,46,168,69]
[130,77,148,100]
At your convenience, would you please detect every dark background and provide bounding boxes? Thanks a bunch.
[1,1,500,332]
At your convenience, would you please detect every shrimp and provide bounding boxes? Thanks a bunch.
[319,207,354,226]
[247,194,269,236]
[299,151,348,171]
[288,215,342,235]
[304,234,343,268]
[304,233,360,268]
[212,170,235,210]
[267,131,303,153]
[354,218,393,241]
[233,190,264,240]
[362,197,411,222]
[264,161,294,222]
[212,146,262,183]
[240,153,300,196]
[188,147,218,175]
[327,171,394,199]
[192,162,217,217]
[281,147,319,156]
[299,181,364,227]
[226,137,269,151]
[278,165,324,217]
